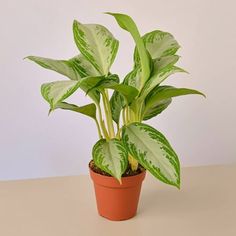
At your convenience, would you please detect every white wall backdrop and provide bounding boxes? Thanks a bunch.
[0,0,235,180]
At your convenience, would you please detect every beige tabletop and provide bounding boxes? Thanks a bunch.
[0,165,235,236]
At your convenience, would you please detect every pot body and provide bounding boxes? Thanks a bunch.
[89,167,146,221]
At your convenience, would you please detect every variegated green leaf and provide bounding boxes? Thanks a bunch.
[53,102,96,119]
[41,76,105,109]
[143,98,172,120]
[109,66,141,124]
[111,84,139,104]
[26,54,100,80]
[142,84,205,121]
[73,21,119,76]
[86,74,119,94]
[87,74,138,105]
[153,55,180,71]
[106,12,151,86]
[41,80,80,109]
[122,122,180,188]
[144,86,205,116]
[109,67,142,124]
[26,55,101,103]
[123,54,178,93]
[92,138,128,182]
[79,76,106,89]
[123,65,142,91]
[140,65,187,99]
[134,30,180,66]
[68,55,101,78]
[109,72,140,124]
[110,90,124,124]
[109,84,139,124]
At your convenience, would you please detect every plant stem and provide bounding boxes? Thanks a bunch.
[128,155,139,171]
[94,118,102,139]
[122,108,126,124]
[102,90,115,138]
[125,106,129,124]
[116,123,121,139]
[101,119,110,139]
[96,103,109,140]
[138,101,144,122]
[126,102,140,171]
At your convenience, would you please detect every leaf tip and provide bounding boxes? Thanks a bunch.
[196,90,206,98]
[48,108,53,116]
[174,66,189,74]
[24,56,35,61]
[73,19,78,24]
[73,19,80,30]
[182,68,190,74]
[175,178,181,189]
[104,12,115,16]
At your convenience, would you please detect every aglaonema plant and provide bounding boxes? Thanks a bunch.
[26,13,205,188]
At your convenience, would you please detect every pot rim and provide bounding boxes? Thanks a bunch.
[89,160,146,188]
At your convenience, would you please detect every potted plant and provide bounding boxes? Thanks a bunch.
[26,13,205,221]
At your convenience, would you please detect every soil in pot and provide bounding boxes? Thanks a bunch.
[89,160,146,221]
[89,160,145,177]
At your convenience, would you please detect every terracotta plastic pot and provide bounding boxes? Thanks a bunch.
[89,165,146,221]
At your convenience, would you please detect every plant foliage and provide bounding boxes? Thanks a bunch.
[26,13,205,188]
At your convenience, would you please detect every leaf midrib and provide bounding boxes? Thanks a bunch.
[106,140,119,178]
[85,24,114,76]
